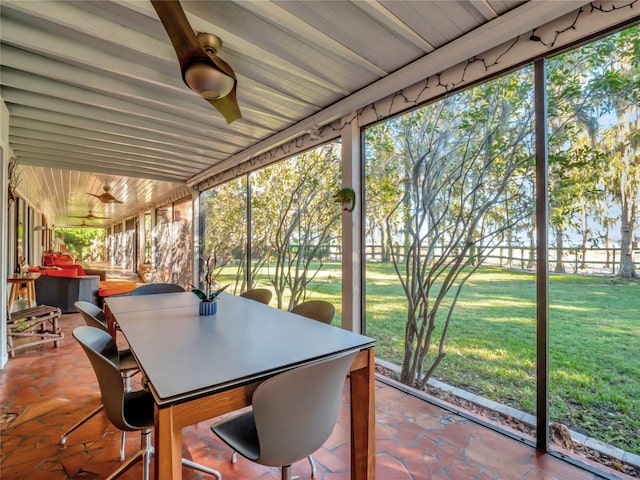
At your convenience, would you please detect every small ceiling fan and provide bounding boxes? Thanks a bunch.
[61,220,95,228]
[151,0,242,124]
[87,185,123,204]
[69,210,111,221]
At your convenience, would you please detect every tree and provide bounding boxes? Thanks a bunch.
[546,47,605,273]
[54,227,105,261]
[203,178,248,292]
[593,28,640,279]
[364,125,404,262]
[365,26,640,391]
[370,69,536,388]
[548,26,639,278]
[252,144,342,309]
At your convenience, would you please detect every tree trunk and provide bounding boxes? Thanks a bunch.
[527,228,536,269]
[605,226,611,270]
[554,226,566,273]
[617,197,637,278]
[580,210,588,270]
[381,226,390,262]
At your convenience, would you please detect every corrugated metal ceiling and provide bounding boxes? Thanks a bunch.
[2,0,600,226]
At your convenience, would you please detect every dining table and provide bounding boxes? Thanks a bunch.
[104,291,376,480]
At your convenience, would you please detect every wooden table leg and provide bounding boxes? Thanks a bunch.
[155,404,183,480]
[27,281,36,307]
[8,283,19,312]
[350,348,376,480]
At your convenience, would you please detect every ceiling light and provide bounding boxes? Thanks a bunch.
[184,63,234,100]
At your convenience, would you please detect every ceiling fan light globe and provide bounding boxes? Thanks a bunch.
[185,63,234,99]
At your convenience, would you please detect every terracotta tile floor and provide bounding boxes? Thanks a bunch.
[1,313,624,480]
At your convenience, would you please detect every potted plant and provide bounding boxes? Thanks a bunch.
[191,255,229,315]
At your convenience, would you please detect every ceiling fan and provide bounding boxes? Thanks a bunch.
[69,210,111,221]
[61,220,95,228]
[151,0,242,124]
[87,185,123,204]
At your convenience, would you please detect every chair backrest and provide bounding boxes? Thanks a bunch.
[252,351,357,467]
[72,326,131,431]
[74,301,107,331]
[130,283,185,296]
[290,300,335,325]
[73,326,153,431]
[240,288,272,305]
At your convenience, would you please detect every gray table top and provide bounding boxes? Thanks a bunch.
[106,292,374,405]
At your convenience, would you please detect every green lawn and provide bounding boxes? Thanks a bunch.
[220,262,640,454]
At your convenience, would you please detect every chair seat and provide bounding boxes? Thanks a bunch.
[118,349,139,372]
[212,411,260,462]
[122,389,155,430]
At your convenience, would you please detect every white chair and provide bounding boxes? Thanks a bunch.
[228,298,337,476]
[212,351,357,480]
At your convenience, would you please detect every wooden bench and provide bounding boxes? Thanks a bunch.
[7,305,63,358]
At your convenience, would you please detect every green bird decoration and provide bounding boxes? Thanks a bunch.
[333,187,356,212]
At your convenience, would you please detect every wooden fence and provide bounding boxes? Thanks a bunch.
[326,244,640,275]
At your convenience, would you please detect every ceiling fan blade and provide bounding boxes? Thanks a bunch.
[151,0,242,123]
[86,193,104,201]
[87,192,124,204]
[87,193,119,204]
[69,214,111,220]
[206,88,241,124]
[205,53,241,123]
[61,222,93,228]
[151,0,206,69]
